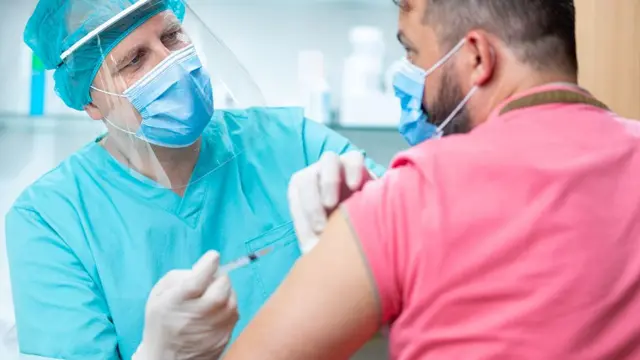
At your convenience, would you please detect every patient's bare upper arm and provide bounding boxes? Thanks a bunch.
[224,210,381,360]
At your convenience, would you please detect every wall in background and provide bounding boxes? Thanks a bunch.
[0,1,33,115]
[575,0,640,120]
[188,1,402,107]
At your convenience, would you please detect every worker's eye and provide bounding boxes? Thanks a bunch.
[127,50,147,69]
[162,30,183,48]
[404,46,416,57]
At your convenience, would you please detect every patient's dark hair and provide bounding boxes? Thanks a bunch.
[393,0,578,74]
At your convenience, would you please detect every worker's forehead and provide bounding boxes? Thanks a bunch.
[103,12,181,68]
[123,11,180,39]
[108,10,181,51]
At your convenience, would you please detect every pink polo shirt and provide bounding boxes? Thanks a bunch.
[343,84,640,359]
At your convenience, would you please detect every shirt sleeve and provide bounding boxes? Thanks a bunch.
[341,160,425,324]
[300,117,386,178]
[5,207,119,360]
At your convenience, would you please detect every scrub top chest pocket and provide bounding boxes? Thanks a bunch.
[245,221,300,299]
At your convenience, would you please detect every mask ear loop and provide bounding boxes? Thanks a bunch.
[398,38,467,79]
[91,85,126,97]
[424,39,467,77]
[90,84,139,136]
[435,85,479,136]
[90,44,139,137]
[432,39,481,136]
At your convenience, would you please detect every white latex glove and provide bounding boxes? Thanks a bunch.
[288,151,376,254]
[133,251,238,360]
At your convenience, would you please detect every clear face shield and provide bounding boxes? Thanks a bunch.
[59,0,267,190]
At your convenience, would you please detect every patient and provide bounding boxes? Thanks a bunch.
[225,0,640,359]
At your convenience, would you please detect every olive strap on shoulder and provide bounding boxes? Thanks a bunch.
[499,89,609,116]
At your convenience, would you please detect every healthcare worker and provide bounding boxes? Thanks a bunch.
[226,0,640,359]
[5,0,384,359]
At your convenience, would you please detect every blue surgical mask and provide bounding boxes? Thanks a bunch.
[393,39,476,146]
[92,44,214,148]
[393,61,438,146]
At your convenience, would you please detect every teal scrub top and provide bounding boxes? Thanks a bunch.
[5,107,385,360]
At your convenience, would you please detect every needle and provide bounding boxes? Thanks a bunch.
[218,246,275,275]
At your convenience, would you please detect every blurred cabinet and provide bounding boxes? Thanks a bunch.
[333,126,406,166]
[575,0,640,119]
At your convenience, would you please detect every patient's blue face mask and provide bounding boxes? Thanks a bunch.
[92,44,214,148]
[393,39,477,146]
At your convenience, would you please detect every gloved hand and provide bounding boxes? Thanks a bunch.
[133,251,238,360]
[288,151,376,254]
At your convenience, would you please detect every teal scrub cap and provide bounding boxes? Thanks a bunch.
[24,0,186,111]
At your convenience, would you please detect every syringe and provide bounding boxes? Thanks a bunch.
[218,246,275,275]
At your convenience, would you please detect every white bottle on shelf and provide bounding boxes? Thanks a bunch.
[342,26,384,97]
[340,26,399,128]
[297,50,332,124]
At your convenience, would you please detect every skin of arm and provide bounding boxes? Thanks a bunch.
[224,210,381,360]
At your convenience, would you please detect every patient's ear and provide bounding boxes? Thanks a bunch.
[465,30,496,87]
